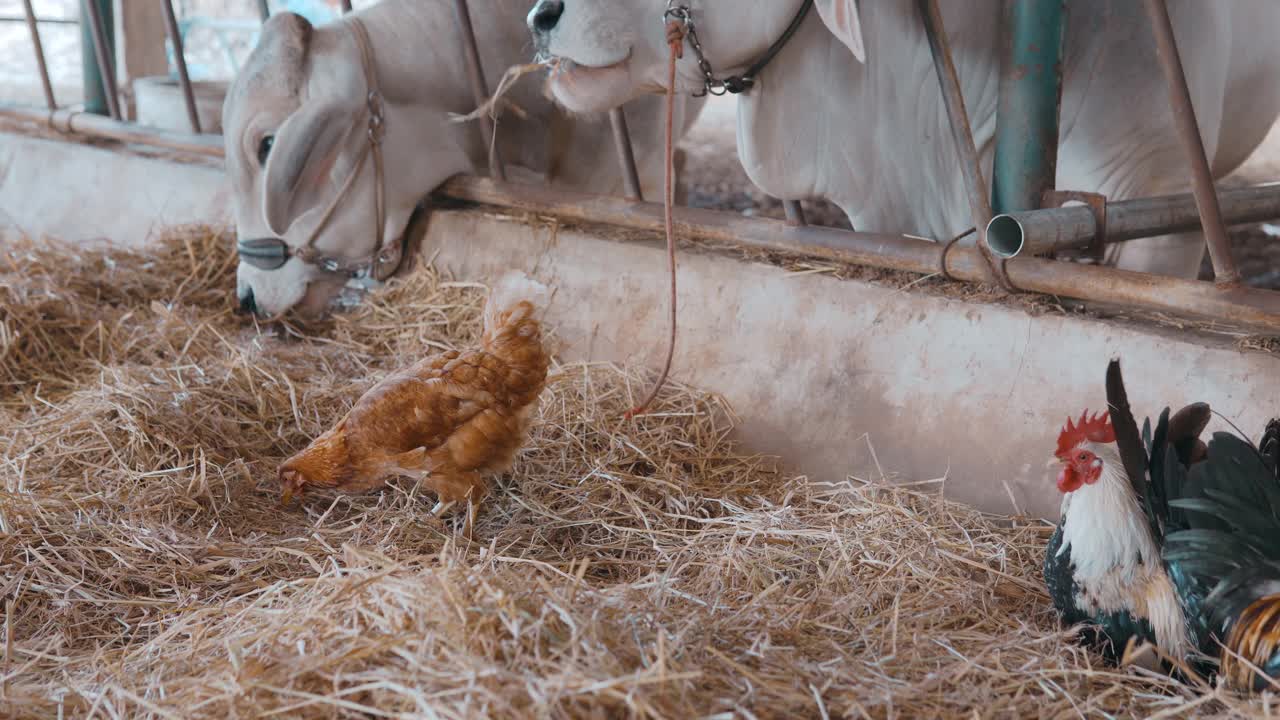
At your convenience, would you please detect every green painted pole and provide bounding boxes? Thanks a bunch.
[991,0,1065,214]
[79,0,115,116]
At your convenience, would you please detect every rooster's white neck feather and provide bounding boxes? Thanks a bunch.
[1057,441,1189,657]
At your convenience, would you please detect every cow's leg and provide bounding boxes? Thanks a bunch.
[1105,230,1207,280]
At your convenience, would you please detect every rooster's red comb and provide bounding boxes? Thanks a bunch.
[1056,410,1115,457]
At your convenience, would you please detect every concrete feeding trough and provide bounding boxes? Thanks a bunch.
[133,75,226,134]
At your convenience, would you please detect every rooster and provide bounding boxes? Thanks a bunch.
[277,271,552,535]
[1046,359,1280,691]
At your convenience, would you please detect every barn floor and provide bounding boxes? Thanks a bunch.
[1,229,1273,718]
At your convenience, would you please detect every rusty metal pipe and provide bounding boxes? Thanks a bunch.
[608,108,643,201]
[1143,0,1239,285]
[917,0,998,277]
[437,176,1280,334]
[783,200,807,227]
[82,0,121,121]
[0,103,223,157]
[21,0,56,111]
[160,0,202,134]
[988,184,1280,258]
[451,0,505,181]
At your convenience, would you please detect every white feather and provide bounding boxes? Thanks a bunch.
[1059,442,1190,656]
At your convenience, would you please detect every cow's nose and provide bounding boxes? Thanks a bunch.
[237,286,258,316]
[528,0,564,35]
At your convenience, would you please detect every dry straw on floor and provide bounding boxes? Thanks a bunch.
[0,228,1272,718]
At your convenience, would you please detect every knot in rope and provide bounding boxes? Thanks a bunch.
[665,19,686,59]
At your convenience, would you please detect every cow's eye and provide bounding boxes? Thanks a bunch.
[257,135,274,167]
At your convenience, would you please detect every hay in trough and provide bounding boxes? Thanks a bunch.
[0,228,1272,718]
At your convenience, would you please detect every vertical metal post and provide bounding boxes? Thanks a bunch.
[917,0,1005,284]
[161,0,202,134]
[452,0,506,181]
[256,0,271,21]
[609,108,644,201]
[21,0,56,110]
[991,0,1064,215]
[783,200,807,226]
[340,0,354,13]
[81,0,120,119]
[1142,0,1239,285]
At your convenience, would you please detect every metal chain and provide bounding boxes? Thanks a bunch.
[664,3,737,96]
[664,0,814,97]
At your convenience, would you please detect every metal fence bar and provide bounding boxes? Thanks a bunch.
[451,0,505,181]
[161,0,202,134]
[783,200,807,227]
[0,103,223,156]
[6,95,1280,332]
[917,0,1001,281]
[20,0,56,111]
[988,184,1280,258]
[340,0,353,13]
[991,0,1064,215]
[1,15,77,24]
[608,108,643,201]
[1142,0,1239,286]
[439,176,1280,334]
[256,0,270,21]
[81,0,121,120]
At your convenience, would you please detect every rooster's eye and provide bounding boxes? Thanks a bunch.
[1076,451,1090,463]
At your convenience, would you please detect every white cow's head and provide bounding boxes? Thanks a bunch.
[223,13,428,318]
[526,0,865,114]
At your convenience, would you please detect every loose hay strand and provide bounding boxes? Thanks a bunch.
[0,228,1270,718]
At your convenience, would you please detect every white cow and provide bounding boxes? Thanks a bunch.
[224,0,703,317]
[527,0,1280,279]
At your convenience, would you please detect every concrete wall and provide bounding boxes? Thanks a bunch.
[418,211,1280,520]
[0,133,230,245]
[5,128,1279,520]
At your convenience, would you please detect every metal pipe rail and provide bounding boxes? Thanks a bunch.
[437,176,1280,335]
[0,103,223,156]
[452,0,505,181]
[5,100,1280,334]
[1143,0,1239,285]
[20,0,55,111]
[161,0,202,134]
[988,184,1280,258]
[81,0,120,121]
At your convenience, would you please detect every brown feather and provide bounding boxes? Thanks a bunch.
[1223,593,1280,691]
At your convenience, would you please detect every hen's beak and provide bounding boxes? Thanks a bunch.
[279,469,303,507]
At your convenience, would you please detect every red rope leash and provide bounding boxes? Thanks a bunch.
[624,20,685,420]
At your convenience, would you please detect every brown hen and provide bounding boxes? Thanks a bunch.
[277,271,551,532]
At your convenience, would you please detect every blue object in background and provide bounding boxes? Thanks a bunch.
[281,0,340,25]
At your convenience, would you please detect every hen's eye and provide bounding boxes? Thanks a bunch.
[257,135,274,167]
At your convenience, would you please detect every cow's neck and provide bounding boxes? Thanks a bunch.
[736,0,1000,239]
[347,0,553,174]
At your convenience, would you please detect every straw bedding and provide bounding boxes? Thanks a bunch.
[0,228,1271,718]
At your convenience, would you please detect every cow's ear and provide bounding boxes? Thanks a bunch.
[261,100,353,236]
[815,0,865,63]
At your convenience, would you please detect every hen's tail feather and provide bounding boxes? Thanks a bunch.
[482,270,551,339]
